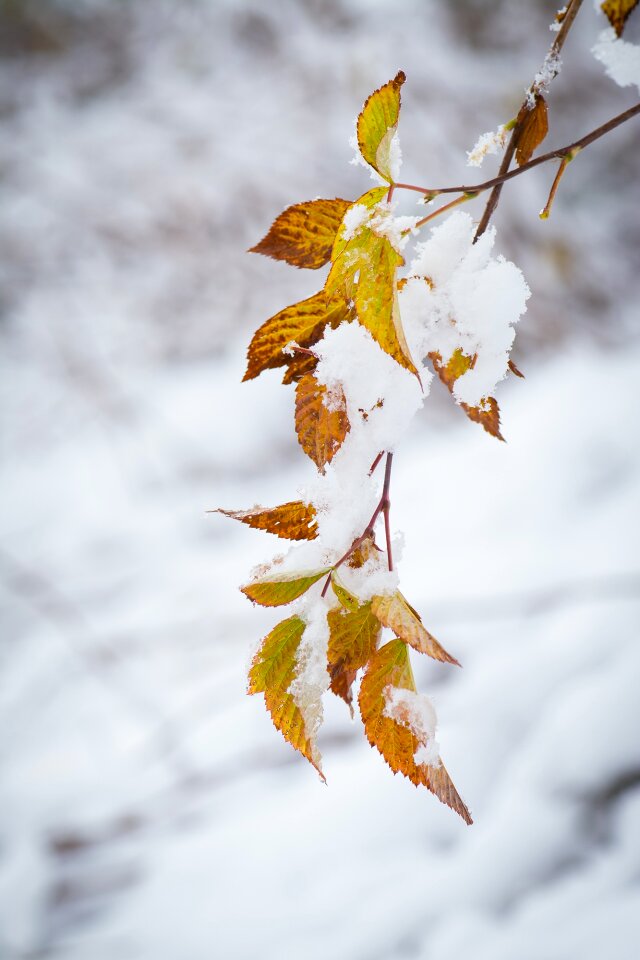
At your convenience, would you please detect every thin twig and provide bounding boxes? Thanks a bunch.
[393,103,640,204]
[539,151,574,219]
[330,452,394,575]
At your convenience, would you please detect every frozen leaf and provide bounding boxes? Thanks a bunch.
[371,592,460,666]
[357,71,405,182]
[215,502,318,541]
[250,198,352,269]
[331,575,360,611]
[248,615,324,777]
[243,291,346,382]
[327,602,382,673]
[348,536,378,569]
[515,95,549,166]
[241,569,328,607]
[327,227,418,376]
[601,0,639,36]
[331,186,388,261]
[429,350,504,441]
[359,639,472,823]
[295,372,350,472]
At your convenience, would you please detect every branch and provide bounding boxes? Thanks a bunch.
[394,102,640,203]
[474,0,585,238]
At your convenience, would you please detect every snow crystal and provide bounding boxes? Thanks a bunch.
[400,212,530,406]
[369,201,420,253]
[387,132,402,182]
[341,202,371,242]
[592,28,640,93]
[527,49,562,107]
[384,686,441,767]
[466,124,509,168]
[289,596,331,766]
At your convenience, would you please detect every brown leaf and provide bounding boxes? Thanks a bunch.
[601,0,639,36]
[508,358,525,379]
[357,72,405,182]
[248,615,324,777]
[348,536,378,569]
[359,639,472,823]
[281,352,318,385]
[250,198,352,269]
[371,592,459,666]
[215,501,318,541]
[295,373,350,472]
[329,663,358,715]
[429,350,504,441]
[515,95,549,167]
[243,291,347,382]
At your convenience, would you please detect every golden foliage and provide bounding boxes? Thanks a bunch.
[356,71,405,182]
[429,349,504,441]
[250,198,351,269]
[248,616,324,777]
[294,373,350,472]
[327,602,381,673]
[371,592,459,666]
[601,0,639,36]
[241,569,328,606]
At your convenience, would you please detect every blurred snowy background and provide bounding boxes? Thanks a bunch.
[1,0,639,957]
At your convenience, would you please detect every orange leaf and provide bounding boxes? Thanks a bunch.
[601,0,639,36]
[248,615,324,777]
[295,373,350,472]
[371,592,459,666]
[515,95,549,167]
[241,569,328,607]
[328,663,358,715]
[250,198,352,269]
[429,350,504,441]
[359,639,472,823]
[508,358,525,379]
[357,72,405,182]
[215,501,318,541]
[243,291,347,382]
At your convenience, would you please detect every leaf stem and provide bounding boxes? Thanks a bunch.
[330,452,395,575]
[412,192,477,232]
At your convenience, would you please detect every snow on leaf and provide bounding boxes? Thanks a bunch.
[248,615,324,777]
[241,569,329,607]
[327,601,382,673]
[331,574,360,611]
[359,639,472,823]
[515,95,549,167]
[243,291,347,382]
[249,198,352,269]
[356,71,405,182]
[601,0,639,36]
[429,349,504,441]
[326,226,418,376]
[331,187,388,261]
[215,502,318,541]
[371,592,460,666]
[295,372,350,472]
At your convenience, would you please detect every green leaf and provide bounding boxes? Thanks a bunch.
[241,569,329,607]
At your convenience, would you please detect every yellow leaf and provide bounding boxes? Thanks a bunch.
[295,372,350,472]
[243,291,347,382]
[515,95,549,167]
[357,71,405,182]
[215,501,318,541]
[241,569,328,607]
[371,592,460,666]
[327,602,381,673]
[248,615,324,777]
[330,186,389,262]
[330,575,360,611]
[601,0,639,36]
[429,350,504,441]
[327,227,418,376]
[250,198,352,269]
[359,639,472,823]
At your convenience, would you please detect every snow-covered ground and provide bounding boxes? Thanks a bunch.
[1,1,639,958]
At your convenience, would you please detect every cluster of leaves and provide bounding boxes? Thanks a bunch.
[217,73,474,824]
